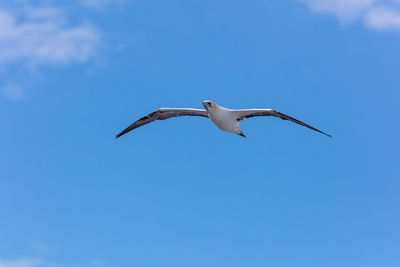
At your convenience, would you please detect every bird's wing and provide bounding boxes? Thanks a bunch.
[233,109,331,137]
[116,108,209,138]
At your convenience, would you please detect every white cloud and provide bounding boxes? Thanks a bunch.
[299,0,400,31]
[0,258,107,267]
[298,0,377,22]
[365,6,400,29]
[0,2,102,101]
[0,7,100,66]
[0,259,43,267]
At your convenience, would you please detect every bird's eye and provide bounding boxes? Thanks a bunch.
[208,102,212,107]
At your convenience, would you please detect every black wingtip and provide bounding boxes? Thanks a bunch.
[115,130,127,139]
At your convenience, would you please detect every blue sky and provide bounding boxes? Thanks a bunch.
[1,0,400,266]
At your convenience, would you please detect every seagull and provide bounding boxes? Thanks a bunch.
[116,100,331,138]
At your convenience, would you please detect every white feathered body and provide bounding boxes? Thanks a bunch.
[207,105,241,134]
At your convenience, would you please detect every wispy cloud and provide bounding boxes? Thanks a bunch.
[0,258,42,267]
[298,0,400,31]
[3,83,26,101]
[364,6,400,29]
[0,3,101,101]
[0,6,100,66]
[0,258,107,267]
[80,0,125,9]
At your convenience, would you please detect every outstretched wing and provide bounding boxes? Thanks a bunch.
[234,109,331,137]
[116,108,209,138]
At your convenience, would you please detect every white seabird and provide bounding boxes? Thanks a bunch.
[116,100,331,138]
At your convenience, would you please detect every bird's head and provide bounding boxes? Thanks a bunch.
[202,100,217,111]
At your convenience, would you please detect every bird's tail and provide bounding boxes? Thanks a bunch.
[238,131,246,138]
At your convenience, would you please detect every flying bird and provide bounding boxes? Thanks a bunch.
[116,100,331,138]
